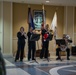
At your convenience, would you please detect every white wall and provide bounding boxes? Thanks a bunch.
[3,2,12,55]
[0,1,13,55]
[64,6,74,45]
[0,2,3,52]
[0,2,1,48]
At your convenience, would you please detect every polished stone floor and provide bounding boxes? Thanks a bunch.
[5,56,76,75]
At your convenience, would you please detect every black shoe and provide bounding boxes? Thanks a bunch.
[56,58,62,61]
[56,57,61,60]
[32,58,35,60]
[67,58,70,60]
[20,59,23,62]
[15,59,17,62]
[40,57,43,59]
[28,59,30,61]
[15,59,18,62]
[28,58,31,61]
[15,58,19,62]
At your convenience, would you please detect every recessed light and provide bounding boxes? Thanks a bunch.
[46,0,50,3]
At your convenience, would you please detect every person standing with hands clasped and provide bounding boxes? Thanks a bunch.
[27,27,36,61]
[15,27,27,62]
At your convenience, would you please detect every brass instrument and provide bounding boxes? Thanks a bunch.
[60,34,72,51]
[60,44,67,51]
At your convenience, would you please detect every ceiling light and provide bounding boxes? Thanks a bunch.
[46,0,50,3]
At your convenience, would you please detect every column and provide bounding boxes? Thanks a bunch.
[64,6,75,44]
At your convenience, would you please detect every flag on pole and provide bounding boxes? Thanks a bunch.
[28,6,35,30]
[50,12,57,39]
[42,4,46,27]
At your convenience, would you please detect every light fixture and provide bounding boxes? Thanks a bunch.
[46,0,50,3]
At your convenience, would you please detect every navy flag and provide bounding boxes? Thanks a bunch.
[28,6,35,30]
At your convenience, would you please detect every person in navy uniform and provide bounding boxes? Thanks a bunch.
[27,27,36,61]
[40,24,49,59]
[56,34,70,60]
[15,27,26,62]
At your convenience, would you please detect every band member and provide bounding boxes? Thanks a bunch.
[56,35,70,60]
[15,27,26,62]
[40,24,49,59]
[27,27,36,61]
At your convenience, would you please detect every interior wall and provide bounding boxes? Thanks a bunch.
[13,3,64,56]
[0,2,3,52]
[74,7,76,45]
[0,2,2,49]
[13,4,64,38]
[3,2,12,55]
[64,6,74,45]
[75,8,76,33]
[67,7,74,43]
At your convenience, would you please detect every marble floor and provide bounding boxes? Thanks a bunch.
[5,56,76,75]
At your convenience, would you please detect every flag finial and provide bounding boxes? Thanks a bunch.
[28,5,30,8]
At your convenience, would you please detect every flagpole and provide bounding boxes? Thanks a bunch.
[42,4,44,10]
[27,4,30,31]
[42,4,46,27]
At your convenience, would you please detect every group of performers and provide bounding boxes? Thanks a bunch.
[15,24,71,62]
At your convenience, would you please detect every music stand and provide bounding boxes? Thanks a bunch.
[46,34,53,41]
[56,39,66,45]
[30,34,40,41]
[68,39,72,43]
